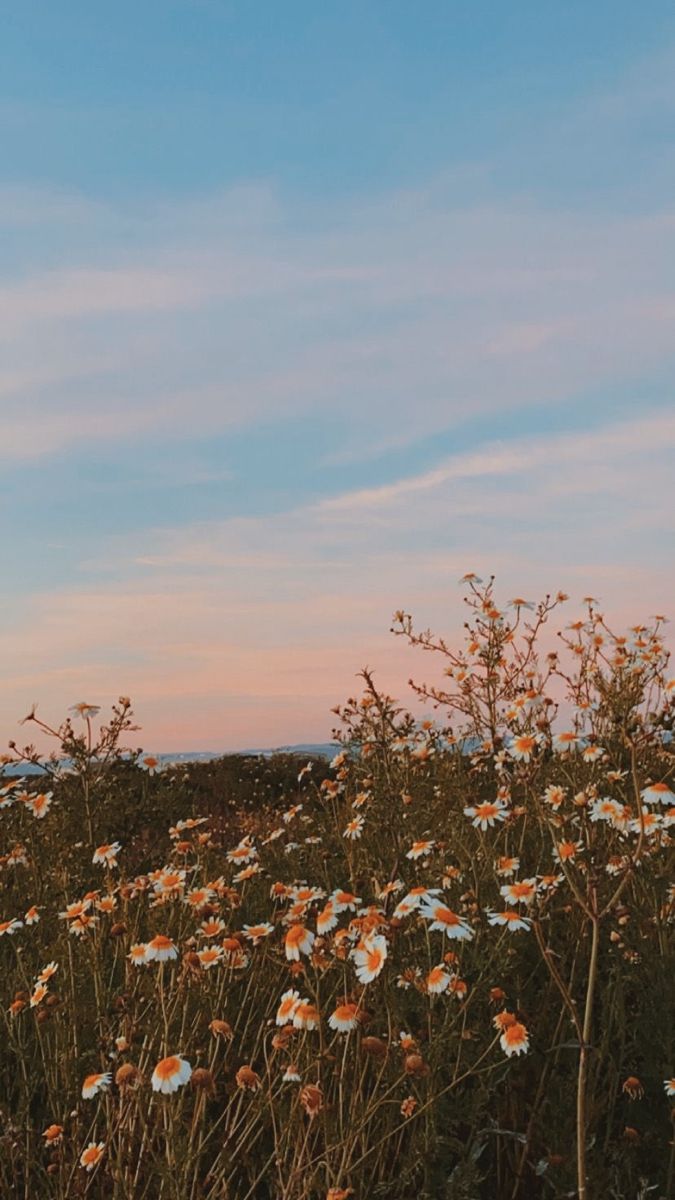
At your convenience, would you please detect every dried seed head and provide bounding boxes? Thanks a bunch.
[361,1036,388,1059]
[300,1083,323,1118]
[191,1068,216,1095]
[404,1053,429,1077]
[115,1063,141,1088]
[209,1019,233,1040]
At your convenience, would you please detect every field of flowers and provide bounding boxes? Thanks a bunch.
[0,578,673,1199]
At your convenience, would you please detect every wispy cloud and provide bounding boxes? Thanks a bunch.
[3,407,673,749]
[2,184,675,465]
[318,411,675,512]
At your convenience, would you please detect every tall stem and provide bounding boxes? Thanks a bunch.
[576,912,600,1200]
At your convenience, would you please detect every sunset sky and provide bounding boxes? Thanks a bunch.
[2,2,675,751]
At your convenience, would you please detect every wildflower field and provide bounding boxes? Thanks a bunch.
[0,578,673,1199]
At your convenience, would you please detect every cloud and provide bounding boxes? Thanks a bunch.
[3,407,673,749]
[318,410,675,512]
[1,181,675,466]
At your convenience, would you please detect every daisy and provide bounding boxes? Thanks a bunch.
[554,841,583,863]
[289,885,325,904]
[417,902,470,936]
[343,816,364,840]
[553,732,579,753]
[582,745,605,763]
[426,965,452,994]
[242,922,274,944]
[79,1142,105,1171]
[199,919,225,938]
[590,797,624,824]
[152,869,185,897]
[419,901,474,940]
[664,1079,675,1097]
[392,889,434,920]
[463,800,508,831]
[282,1062,301,1082]
[92,842,121,868]
[543,785,566,810]
[495,857,520,877]
[0,918,23,937]
[316,903,338,935]
[59,899,92,923]
[42,1124,63,1145]
[500,1021,530,1057]
[151,1055,192,1094]
[184,887,213,909]
[233,863,261,883]
[145,934,178,962]
[353,934,388,983]
[36,962,58,983]
[331,889,361,912]
[535,873,562,892]
[328,1002,360,1032]
[379,879,404,900]
[630,812,662,837]
[263,827,285,844]
[25,792,53,819]
[82,1072,112,1099]
[226,840,257,864]
[71,912,98,937]
[222,939,248,969]
[140,755,161,773]
[292,1001,320,1030]
[197,946,223,970]
[509,735,539,763]
[487,911,532,932]
[448,975,468,999]
[406,839,435,860]
[276,989,301,1026]
[128,943,149,966]
[641,782,675,807]
[284,924,315,961]
[500,879,538,906]
[170,817,208,836]
[30,982,48,1007]
[70,703,100,720]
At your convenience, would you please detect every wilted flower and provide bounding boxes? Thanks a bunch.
[500,1021,530,1057]
[236,1064,261,1091]
[622,1076,644,1100]
[82,1072,112,1100]
[151,1056,192,1094]
[300,1083,323,1117]
[42,1124,63,1145]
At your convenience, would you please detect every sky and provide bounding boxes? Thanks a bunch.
[2,1,675,751]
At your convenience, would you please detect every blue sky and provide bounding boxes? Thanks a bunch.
[2,3,675,748]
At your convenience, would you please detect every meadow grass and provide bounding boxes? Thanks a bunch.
[0,578,673,1198]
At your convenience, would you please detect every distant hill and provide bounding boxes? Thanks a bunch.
[1,743,339,775]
